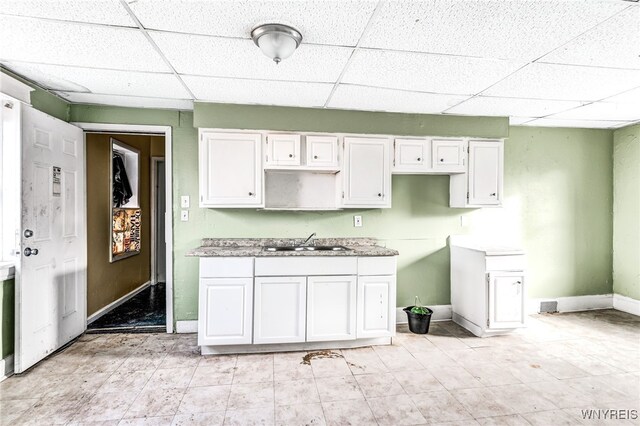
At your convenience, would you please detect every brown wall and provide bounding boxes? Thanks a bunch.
[86,133,165,316]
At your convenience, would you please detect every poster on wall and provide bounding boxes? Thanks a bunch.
[111,208,141,262]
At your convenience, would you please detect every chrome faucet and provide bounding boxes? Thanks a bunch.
[301,232,316,246]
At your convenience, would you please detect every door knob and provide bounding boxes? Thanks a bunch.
[24,229,34,238]
[24,247,38,256]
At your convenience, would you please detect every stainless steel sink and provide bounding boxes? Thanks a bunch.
[264,245,350,252]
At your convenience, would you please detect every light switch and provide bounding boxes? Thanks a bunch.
[354,215,363,227]
[181,196,190,208]
[181,210,189,222]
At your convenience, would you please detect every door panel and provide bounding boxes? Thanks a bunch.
[394,139,427,172]
[16,104,86,373]
[266,134,300,166]
[432,138,465,172]
[199,278,253,346]
[307,275,356,341]
[488,272,526,329]
[307,136,338,167]
[357,275,396,338]
[468,140,502,205]
[254,276,306,344]
[343,137,391,207]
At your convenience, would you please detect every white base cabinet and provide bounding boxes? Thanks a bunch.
[307,276,357,342]
[254,276,306,344]
[357,275,396,338]
[198,278,253,346]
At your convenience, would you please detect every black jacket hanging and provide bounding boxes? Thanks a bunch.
[113,153,133,207]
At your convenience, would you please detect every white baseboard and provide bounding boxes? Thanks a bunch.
[396,304,452,324]
[176,320,198,333]
[1,355,14,382]
[613,294,640,316]
[527,294,614,315]
[87,281,151,324]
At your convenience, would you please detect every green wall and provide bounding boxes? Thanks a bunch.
[1,278,14,359]
[613,124,640,300]
[1,68,70,121]
[70,103,614,323]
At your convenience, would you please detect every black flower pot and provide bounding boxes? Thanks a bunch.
[403,306,433,334]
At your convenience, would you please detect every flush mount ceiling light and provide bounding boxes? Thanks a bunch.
[251,23,302,64]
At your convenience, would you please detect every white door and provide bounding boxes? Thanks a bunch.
[342,137,391,207]
[254,276,306,344]
[307,275,356,341]
[357,275,396,338]
[468,140,503,206]
[393,139,427,172]
[15,104,86,373]
[198,277,253,346]
[266,134,300,166]
[488,272,526,329]
[432,138,465,173]
[199,131,262,207]
[307,136,338,168]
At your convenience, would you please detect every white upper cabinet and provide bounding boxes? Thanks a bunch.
[265,134,301,166]
[342,137,392,208]
[450,139,503,208]
[306,135,339,168]
[199,131,263,207]
[393,138,428,173]
[432,138,465,173]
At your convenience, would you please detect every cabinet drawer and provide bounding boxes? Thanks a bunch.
[200,257,254,278]
[485,255,525,271]
[255,257,357,276]
[358,256,397,276]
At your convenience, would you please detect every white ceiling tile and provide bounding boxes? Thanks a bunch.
[342,49,525,96]
[327,84,469,114]
[0,0,135,26]
[151,31,352,83]
[446,96,583,118]
[482,63,640,101]
[3,62,190,99]
[55,92,193,110]
[0,15,170,72]
[539,7,640,70]
[130,0,376,46]
[602,86,640,106]
[522,118,632,129]
[509,117,537,126]
[183,75,333,108]
[361,0,627,60]
[549,102,640,121]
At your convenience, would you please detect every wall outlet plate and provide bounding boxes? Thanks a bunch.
[181,210,189,222]
[181,195,190,208]
[354,215,363,227]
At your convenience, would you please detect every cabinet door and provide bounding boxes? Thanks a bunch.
[343,137,391,207]
[357,275,396,338]
[307,276,357,341]
[198,278,253,346]
[307,135,339,168]
[432,138,465,173]
[199,132,262,207]
[393,139,428,173]
[266,134,301,166]
[468,140,503,206]
[488,272,525,329]
[254,277,306,344]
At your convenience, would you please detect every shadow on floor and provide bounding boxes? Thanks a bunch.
[87,282,166,333]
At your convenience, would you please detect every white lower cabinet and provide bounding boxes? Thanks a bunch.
[488,272,526,329]
[198,278,253,346]
[307,275,357,342]
[357,275,396,338]
[254,276,306,344]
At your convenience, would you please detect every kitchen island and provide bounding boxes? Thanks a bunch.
[186,238,398,354]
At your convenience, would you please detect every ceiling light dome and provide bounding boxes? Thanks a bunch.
[251,23,302,64]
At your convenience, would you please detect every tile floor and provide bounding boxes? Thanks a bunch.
[1,309,638,425]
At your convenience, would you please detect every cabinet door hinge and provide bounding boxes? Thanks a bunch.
[200,195,203,202]
[342,191,345,199]
[487,318,490,327]
[467,191,470,200]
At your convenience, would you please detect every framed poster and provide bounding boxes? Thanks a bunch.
[111,208,141,262]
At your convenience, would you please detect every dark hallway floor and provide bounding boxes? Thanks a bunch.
[88,282,166,332]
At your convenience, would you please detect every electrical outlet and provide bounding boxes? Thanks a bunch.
[181,210,189,222]
[354,215,363,227]
[181,196,190,208]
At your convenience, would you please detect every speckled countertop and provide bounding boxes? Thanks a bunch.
[186,238,399,257]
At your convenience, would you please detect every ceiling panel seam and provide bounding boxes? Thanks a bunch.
[0,12,137,30]
[118,0,196,100]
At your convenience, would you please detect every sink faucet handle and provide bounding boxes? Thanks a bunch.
[302,232,317,246]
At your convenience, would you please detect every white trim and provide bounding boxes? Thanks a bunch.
[73,122,174,333]
[176,320,198,333]
[395,304,452,324]
[613,294,640,316]
[150,157,163,285]
[0,74,33,105]
[0,355,14,382]
[527,294,614,315]
[0,263,15,281]
[87,281,150,324]
[201,337,392,355]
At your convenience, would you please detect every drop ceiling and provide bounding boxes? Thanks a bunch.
[1,0,639,129]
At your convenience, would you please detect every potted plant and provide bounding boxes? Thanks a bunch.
[403,296,434,334]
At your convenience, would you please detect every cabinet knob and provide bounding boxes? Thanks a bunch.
[440,158,444,162]
[248,192,254,196]
[378,193,382,197]
[314,155,318,159]
[516,281,522,284]
[417,157,421,161]
[490,192,496,196]
[289,154,294,158]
